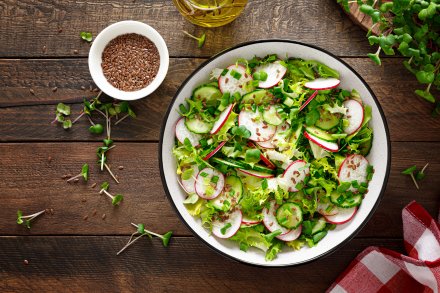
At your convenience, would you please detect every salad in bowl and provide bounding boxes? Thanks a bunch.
[172,54,374,261]
[160,40,390,267]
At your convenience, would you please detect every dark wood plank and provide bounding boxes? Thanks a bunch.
[0,236,404,292]
[0,0,372,58]
[0,142,438,237]
[0,58,438,142]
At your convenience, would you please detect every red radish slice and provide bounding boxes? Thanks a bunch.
[212,209,242,239]
[247,141,276,169]
[276,225,302,242]
[262,201,291,235]
[304,78,340,90]
[317,202,339,216]
[299,90,318,112]
[210,104,235,134]
[242,215,261,225]
[256,140,276,149]
[343,99,364,135]
[195,168,225,200]
[203,141,226,160]
[282,160,309,192]
[338,154,369,188]
[260,154,276,169]
[175,118,202,147]
[304,131,339,152]
[218,65,253,96]
[253,61,287,88]
[237,168,275,178]
[238,109,276,142]
[324,207,357,224]
[180,165,199,194]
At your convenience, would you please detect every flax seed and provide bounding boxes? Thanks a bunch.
[101,33,160,91]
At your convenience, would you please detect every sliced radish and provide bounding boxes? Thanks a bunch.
[175,118,202,147]
[203,141,226,160]
[237,168,275,178]
[304,78,340,90]
[247,142,276,169]
[317,202,339,216]
[218,65,253,96]
[262,201,291,235]
[299,90,318,112]
[276,225,302,242]
[282,160,309,192]
[253,61,287,88]
[195,168,225,200]
[242,215,261,225]
[324,207,357,224]
[210,104,235,135]
[212,209,242,239]
[338,154,369,188]
[180,165,199,194]
[256,140,276,149]
[238,109,276,142]
[304,131,339,152]
[343,99,364,135]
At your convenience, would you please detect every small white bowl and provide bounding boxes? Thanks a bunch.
[88,20,169,100]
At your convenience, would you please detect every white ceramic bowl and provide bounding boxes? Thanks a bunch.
[160,40,390,267]
[88,20,169,100]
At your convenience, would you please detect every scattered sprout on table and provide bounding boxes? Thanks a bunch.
[16,209,46,229]
[182,30,206,48]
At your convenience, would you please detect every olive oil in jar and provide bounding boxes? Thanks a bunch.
[173,0,248,28]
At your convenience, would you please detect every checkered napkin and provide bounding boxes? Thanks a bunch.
[327,201,440,293]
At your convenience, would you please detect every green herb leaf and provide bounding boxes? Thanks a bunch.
[402,165,417,175]
[81,163,89,181]
[305,109,320,126]
[57,103,71,116]
[101,181,110,191]
[112,194,124,206]
[80,31,93,42]
[162,231,173,247]
[245,149,261,164]
[220,223,232,235]
[62,119,72,129]
[16,210,23,225]
[89,124,104,134]
[231,126,251,139]
[137,223,145,234]
[253,71,268,81]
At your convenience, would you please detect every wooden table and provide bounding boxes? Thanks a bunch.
[0,1,439,292]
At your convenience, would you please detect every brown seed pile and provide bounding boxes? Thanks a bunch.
[101,33,160,91]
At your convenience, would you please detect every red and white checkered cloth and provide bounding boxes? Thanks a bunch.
[327,201,440,293]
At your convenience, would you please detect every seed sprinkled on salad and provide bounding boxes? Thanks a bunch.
[173,54,374,261]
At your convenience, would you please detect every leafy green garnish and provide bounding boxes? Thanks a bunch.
[80,31,93,42]
[66,163,89,182]
[16,209,46,229]
[182,30,206,48]
[117,223,173,255]
[401,163,429,190]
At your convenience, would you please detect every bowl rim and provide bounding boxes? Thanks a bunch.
[159,39,391,267]
[88,20,169,101]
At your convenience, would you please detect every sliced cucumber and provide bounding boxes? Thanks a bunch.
[241,90,273,105]
[311,217,327,235]
[330,191,363,208]
[211,157,248,169]
[185,117,212,134]
[305,126,336,142]
[276,202,303,229]
[263,105,284,126]
[315,107,340,130]
[193,86,222,106]
[250,164,276,174]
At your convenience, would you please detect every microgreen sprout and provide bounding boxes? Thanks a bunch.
[89,124,104,134]
[52,103,72,129]
[99,182,123,206]
[116,223,173,255]
[80,31,93,42]
[402,163,429,190]
[16,209,46,229]
[67,163,89,182]
[182,30,206,48]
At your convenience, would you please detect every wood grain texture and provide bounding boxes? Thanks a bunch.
[0,142,438,237]
[0,58,439,142]
[0,236,404,293]
[0,0,372,58]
